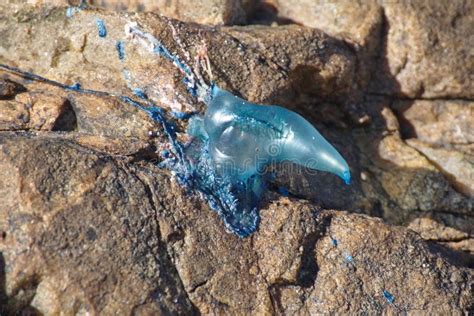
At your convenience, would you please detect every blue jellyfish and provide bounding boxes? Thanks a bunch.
[124,23,351,237]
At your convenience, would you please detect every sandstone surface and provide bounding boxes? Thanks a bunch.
[0,1,472,314]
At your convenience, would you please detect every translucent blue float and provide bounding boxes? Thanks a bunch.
[186,85,351,236]
[123,23,352,237]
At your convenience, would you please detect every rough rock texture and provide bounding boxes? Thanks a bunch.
[13,0,257,25]
[407,139,473,197]
[90,0,257,25]
[0,135,196,315]
[0,135,472,314]
[0,2,473,315]
[270,0,473,258]
[274,0,474,99]
[392,99,474,152]
[0,5,356,108]
[272,0,383,88]
[373,0,474,99]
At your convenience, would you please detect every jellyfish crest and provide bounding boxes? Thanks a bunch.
[204,86,351,185]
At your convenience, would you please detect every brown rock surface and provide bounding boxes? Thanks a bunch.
[0,2,473,314]
[393,99,473,152]
[0,135,196,315]
[12,0,256,25]
[0,5,356,106]
[0,88,70,131]
[407,139,473,197]
[0,78,26,99]
[89,0,256,25]
[272,0,383,91]
[0,135,472,314]
[374,0,474,98]
[274,0,474,99]
[273,0,382,49]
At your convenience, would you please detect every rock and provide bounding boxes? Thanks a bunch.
[278,0,474,99]
[354,100,469,214]
[67,92,155,138]
[372,0,474,98]
[392,99,474,154]
[0,2,473,314]
[441,239,474,254]
[14,0,257,25]
[349,97,472,254]
[0,86,70,131]
[273,0,382,47]
[89,0,256,25]
[0,135,197,315]
[223,25,356,103]
[0,135,472,314]
[0,4,356,108]
[407,139,474,197]
[0,71,156,155]
[408,217,469,241]
[271,0,383,90]
[407,217,473,254]
[0,78,25,99]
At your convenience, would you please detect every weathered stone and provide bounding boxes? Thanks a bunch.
[278,0,474,99]
[392,99,474,152]
[273,0,382,46]
[223,25,356,103]
[126,0,254,26]
[0,2,473,314]
[372,0,474,98]
[408,217,469,241]
[0,135,472,314]
[441,239,474,254]
[272,0,383,90]
[91,0,256,25]
[0,78,25,99]
[13,0,257,25]
[0,5,356,108]
[0,135,197,315]
[0,87,70,131]
[408,215,474,259]
[407,139,474,197]
[351,98,472,245]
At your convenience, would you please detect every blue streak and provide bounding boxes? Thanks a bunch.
[171,111,194,120]
[132,88,147,100]
[116,41,125,61]
[96,19,107,38]
[383,290,395,304]
[68,82,81,91]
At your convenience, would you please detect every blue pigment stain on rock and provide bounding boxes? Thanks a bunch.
[132,88,147,100]
[332,238,338,247]
[383,290,395,304]
[116,41,125,61]
[66,7,75,18]
[96,19,107,38]
[171,111,194,120]
[66,1,86,18]
[343,252,353,263]
[66,6,82,18]
[68,82,81,91]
